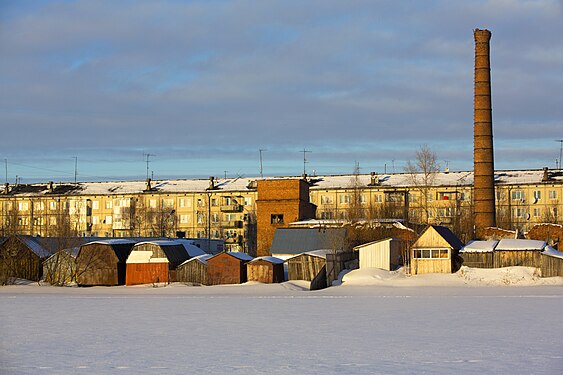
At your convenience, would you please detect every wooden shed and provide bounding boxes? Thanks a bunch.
[207,252,254,285]
[42,247,79,285]
[354,238,405,271]
[126,241,190,286]
[287,250,329,281]
[177,254,212,285]
[493,239,545,268]
[459,240,497,268]
[410,225,463,275]
[247,256,285,283]
[540,247,563,277]
[0,235,50,283]
[76,239,136,286]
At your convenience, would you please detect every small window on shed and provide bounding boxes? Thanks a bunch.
[271,214,284,224]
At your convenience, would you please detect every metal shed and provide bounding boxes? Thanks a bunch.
[494,239,545,268]
[42,247,79,285]
[459,240,497,268]
[76,239,136,286]
[410,225,463,275]
[354,238,405,271]
[125,240,190,286]
[247,256,285,283]
[207,252,254,285]
[176,254,212,285]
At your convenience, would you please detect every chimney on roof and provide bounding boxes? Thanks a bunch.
[542,167,550,182]
[473,28,496,238]
[145,178,152,191]
[369,171,379,186]
[3,182,9,194]
[208,176,215,190]
[48,181,54,193]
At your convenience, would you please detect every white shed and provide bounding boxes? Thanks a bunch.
[354,238,405,271]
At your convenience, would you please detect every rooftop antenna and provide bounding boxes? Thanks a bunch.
[556,140,563,170]
[224,170,228,179]
[73,156,78,184]
[259,149,266,178]
[301,149,311,175]
[4,159,7,184]
[144,153,155,179]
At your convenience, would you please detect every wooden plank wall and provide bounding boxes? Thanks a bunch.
[287,255,326,281]
[247,262,284,283]
[177,261,208,285]
[410,258,451,275]
[126,263,168,285]
[493,251,541,268]
[460,253,494,268]
[540,254,563,277]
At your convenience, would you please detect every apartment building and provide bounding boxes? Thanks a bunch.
[1,169,561,253]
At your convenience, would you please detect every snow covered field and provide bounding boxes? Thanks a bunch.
[1,268,562,375]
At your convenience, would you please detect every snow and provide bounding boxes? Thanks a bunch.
[221,251,254,261]
[288,249,333,259]
[179,254,213,266]
[1,271,562,374]
[495,239,546,251]
[90,239,136,246]
[460,240,498,253]
[543,246,563,259]
[249,256,285,264]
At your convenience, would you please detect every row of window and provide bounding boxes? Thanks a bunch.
[412,249,449,259]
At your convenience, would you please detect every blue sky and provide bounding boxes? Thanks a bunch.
[1,0,562,183]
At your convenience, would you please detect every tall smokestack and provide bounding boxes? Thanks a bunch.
[473,28,496,237]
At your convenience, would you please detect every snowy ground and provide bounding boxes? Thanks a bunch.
[1,268,562,375]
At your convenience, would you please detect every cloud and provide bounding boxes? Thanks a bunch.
[1,0,562,181]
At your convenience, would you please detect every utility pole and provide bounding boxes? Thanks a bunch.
[259,149,266,178]
[73,156,78,184]
[301,149,311,176]
[144,153,155,179]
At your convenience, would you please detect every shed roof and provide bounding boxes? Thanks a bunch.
[496,239,546,251]
[353,237,401,251]
[249,256,285,265]
[179,254,213,267]
[430,225,464,250]
[542,246,563,259]
[288,249,332,260]
[460,240,499,253]
[269,228,348,255]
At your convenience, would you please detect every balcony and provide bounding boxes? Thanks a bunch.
[220,204,243,212]
[222,220,243,228]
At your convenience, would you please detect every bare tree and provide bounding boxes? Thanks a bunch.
[405,145,439,224]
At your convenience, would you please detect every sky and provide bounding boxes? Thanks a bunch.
[1,0,562,183]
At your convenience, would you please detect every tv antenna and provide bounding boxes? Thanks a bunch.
[259,149,267,178]
[301,149,311,175]
[556,140,563,170]
[144,153,155,179]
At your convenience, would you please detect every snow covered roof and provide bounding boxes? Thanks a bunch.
[460,240,499,253]
[289,249,332,260]
[249,256,285,265]
[179,254,213,266]
[209,251,254,262]
[541,246,563,259]
[495,239,546,251]
[89,239,136,246]
[1,169,561,197]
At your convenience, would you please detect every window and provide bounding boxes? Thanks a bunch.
[105,200,113,209]
[163,199,174,209]
[511,190,525,201]
[549,190,557,200]
[437,192,454,201]
[179,198,186,208]
[321,196,333,205]
[271,214,284,224]
[35,202,45,211]
[533,208,541,218]
[105,215,113,224]
[18,201,29,211]
[224,197,232,205]
[197,198,205,207]
[211,213,220,223]
[339,195,351,204]
[496,191,505,201]
[359,195,367,204]
[92,200,99,210]
[244,197,252,206]
[437,208,454,217]
[225,213,237,222]
[92,216,99,225]
[49,217,57,225]
[149,199,157,209]
[374,194,383,203]
[321,211,334,220]
[179,214,190,224]
[33,217,44,226]
[18,217,29,226]
[413,249,449,259]
[513,208,526,218]
[533,190,541,201]
[211,198,218,207]
[197,213,205,224]
[408,194,418,203]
